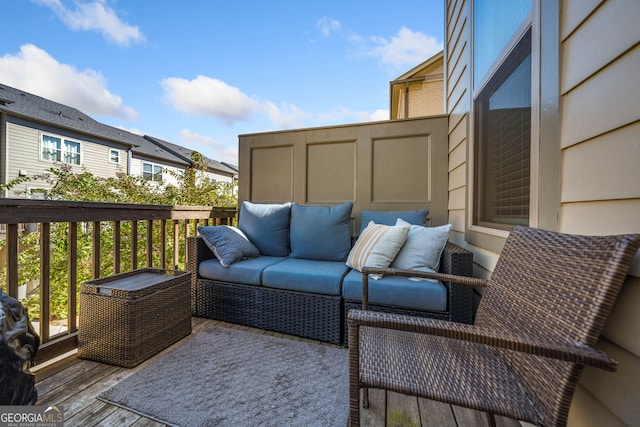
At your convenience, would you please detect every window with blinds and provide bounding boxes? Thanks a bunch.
[474,30,531,229]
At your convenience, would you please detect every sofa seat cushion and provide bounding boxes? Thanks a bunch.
[341,269,447,312]
[199,256,287,286]
[262,258,349,296]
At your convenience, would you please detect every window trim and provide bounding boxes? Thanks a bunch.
[467,0,541,238]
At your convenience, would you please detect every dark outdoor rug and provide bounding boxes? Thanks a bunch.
[98,325,348,427]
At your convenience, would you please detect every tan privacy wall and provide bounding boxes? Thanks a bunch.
[238,116,449,234]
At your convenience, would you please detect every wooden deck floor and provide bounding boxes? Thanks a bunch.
[33,318,522,427]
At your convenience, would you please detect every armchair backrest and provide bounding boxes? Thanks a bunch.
[474,225,640,425]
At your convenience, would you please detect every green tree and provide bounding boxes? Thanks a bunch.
[0,155,237,323]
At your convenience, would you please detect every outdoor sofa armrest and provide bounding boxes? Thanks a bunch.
[346,309,617,371]
[361,267,488,288]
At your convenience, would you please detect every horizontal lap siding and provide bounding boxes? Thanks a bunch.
[6,122,126,196]
[561,1,640,425]
[446,0,469,246]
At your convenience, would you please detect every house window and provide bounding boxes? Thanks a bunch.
[473,0,532,230]
[41,135,81,165]
[110,149,120,164]
[142,162,163,182]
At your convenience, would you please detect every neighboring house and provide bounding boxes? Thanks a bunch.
[445,1,639,425]
[144,135,238,183]
[0,83,235,197]
[0,83,136,197]
[389,50,444,119]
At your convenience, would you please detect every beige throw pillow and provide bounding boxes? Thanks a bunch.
[346,221,410,279]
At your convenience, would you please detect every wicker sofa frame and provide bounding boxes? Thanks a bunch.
[187,236,473,345]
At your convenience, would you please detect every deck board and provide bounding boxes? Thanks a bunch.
[34,318,522,426]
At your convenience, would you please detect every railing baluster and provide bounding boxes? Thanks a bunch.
[7,224,19,298]
[173,219,180,270]
[40,222,51,343]
[114,220,121,274]
[146,219,153,268]
[131,220,138,270]
[160,219,167,269]
[68,222,78,333]
[92,221,101,279]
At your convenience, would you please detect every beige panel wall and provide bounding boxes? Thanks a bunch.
[238,116,449,234]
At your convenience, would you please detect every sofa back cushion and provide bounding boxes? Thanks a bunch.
[360,208,429,233]
[238,201,291,257]
[289,202,353,262]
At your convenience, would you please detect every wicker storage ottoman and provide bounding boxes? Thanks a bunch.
[78,268,192,368]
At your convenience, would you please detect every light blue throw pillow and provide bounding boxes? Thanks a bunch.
[289,202,353,262]
[238,201,291,257]
[360,208,429,233]
[390,219,452,271]
[198,225,260,267]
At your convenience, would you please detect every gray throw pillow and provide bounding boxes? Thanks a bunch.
[198,225,260,267]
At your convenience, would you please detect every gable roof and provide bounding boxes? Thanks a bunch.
[0,83,231,173]
[144,135,237,177]
[391,50,444,83]
[0,83,140,147]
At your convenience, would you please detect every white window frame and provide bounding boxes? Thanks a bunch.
[109,149,120,164]
[40,133,82,166]
[142,162,164,183]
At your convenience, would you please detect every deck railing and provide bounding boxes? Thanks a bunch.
[0,198,236,363]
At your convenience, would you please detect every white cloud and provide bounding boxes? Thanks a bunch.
[34,0,145,46]
[314,107,389,125]
[357,27,443,70]
[160,75,310,129]
[316,17,341,37]
[180,129,238,165]
[0,44,138,120]
[370,109,389,121]
[161,76,261,125]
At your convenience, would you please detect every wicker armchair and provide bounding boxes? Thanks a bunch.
[347,225,640,426]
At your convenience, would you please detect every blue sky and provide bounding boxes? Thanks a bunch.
[1,1,444,165]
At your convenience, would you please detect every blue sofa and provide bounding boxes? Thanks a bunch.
[187,202,473,345]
